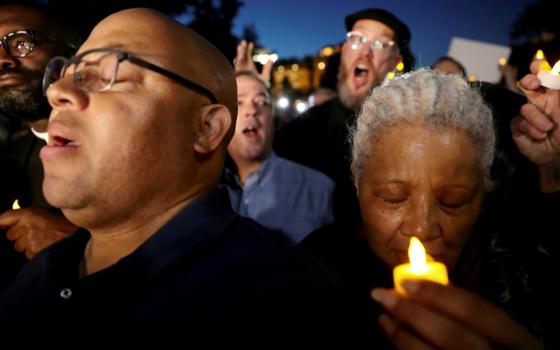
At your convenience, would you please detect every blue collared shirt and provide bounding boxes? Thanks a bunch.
[224,152,335,244]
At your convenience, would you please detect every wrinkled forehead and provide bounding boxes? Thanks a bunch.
[352,19,396,40]
[236,75,268,96]
[0,5,52,35]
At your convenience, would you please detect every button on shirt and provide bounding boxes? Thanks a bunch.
[225,152,335,244]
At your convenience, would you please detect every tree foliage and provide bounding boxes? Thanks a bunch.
[0,0,243,59]
[511,0,559,42]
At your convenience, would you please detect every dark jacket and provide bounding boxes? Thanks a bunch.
[274,97,361,226]
[0,188,372,348]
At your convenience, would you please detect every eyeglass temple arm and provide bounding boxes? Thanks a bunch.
[126,55,218,104]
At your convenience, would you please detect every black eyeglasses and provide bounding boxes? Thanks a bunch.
[1,29,77,58]
[42,47,218,103]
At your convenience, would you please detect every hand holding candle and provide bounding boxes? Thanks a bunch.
[393,237,448,295]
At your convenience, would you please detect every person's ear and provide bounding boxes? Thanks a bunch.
[393,53,403,71]
[193,104,232,154]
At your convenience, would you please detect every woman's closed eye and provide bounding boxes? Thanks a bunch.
[376,192,407,205]
[437,191,472,209]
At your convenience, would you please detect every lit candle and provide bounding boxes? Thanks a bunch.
[537,60,560,90]
[393,237,449,295]
[534,49,545,60]
[498,57,507,66]
[12,200,20,210]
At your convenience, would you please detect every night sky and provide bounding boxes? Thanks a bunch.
[232,0,537,67]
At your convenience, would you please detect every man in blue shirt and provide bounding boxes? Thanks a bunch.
[224,71,335,244]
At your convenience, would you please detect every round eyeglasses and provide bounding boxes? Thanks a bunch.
[0,29,77,58]
[42,47,218,104]
[1,30,37,58]
[346,31,397,53]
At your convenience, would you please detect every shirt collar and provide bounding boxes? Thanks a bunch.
[122,187,237,279]
[244,151,277,186]
[47,188,237,283]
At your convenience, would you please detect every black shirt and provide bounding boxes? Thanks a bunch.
[0,188,370,348]
[275,97,361,226]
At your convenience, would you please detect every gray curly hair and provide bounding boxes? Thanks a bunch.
[351,69,495,190]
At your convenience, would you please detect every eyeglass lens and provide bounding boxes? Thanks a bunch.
[44,51,120,94]
[3,31,34,57]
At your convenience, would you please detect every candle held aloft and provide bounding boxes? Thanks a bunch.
[537,60,560,90]
[393,237,449,295]
[12,199,20,210]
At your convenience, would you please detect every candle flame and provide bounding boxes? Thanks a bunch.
[409,237,428,274]
[540,60,552,72]
[535,49,545,60]
[499,57,507,66]
[12,199,20,210]
[396,62,404,72]
[551,60,560,76]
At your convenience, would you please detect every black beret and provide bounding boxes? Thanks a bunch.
[345,8,411,49]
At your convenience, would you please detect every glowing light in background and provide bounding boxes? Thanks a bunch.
[277,96,290,109]
[295,100,308,113]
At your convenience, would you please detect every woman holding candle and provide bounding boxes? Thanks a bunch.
[300,69,549,349]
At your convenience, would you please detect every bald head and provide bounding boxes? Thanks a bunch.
[88,8,237,131]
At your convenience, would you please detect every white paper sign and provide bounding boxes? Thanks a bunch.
[448,37,511,83]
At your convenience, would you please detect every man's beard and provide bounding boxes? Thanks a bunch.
[337,67,377,111]
[0,68,50,123]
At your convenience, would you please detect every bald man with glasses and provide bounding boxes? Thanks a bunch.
[0,8,370,348]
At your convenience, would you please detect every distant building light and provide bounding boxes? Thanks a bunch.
[321,46,334,56]
[277,97,290,109]
[396,62,404,71]
[317,62,326,70]
[291,64,299,71]
[295,100,308,113]
[277,65,285,72]
[308,95,316,106]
